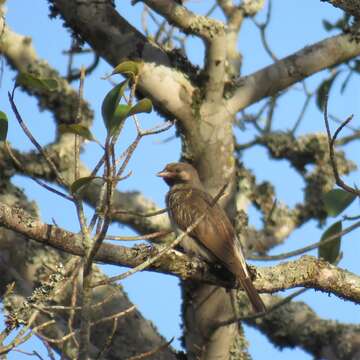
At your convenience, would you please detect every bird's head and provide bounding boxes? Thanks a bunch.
[157,162,202,187]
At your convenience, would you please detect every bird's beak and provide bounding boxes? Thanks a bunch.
[157,170,173,178]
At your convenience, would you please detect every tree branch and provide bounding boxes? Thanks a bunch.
[0,17,170,237]
[141,0,229,102]
[50,0,196,129]
[247,294,360,360]
[140,0,223,41]
[227,32,360,114]
[0,182,176,360]
[0,201,359,305]
[324,100,360,196]
[0,15,93,128]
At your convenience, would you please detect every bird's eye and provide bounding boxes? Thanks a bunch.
[175,168,180,173]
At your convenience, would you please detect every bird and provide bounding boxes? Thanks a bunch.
[157,162,266,313]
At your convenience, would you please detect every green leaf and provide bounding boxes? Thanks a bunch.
[114,104,131,119]
[323,189,356,217]
[71,176,98,194]
[318,221,342,263]
[0,111,8,141]
[17,73,59,92]
[101,80,129,134]
[112,61,141,77]
[111,104,132,137]
[334,17,348,31]
[129,98,153,115]
[316,72,340,111]
[59,124,94,141]
[322,20,333,31]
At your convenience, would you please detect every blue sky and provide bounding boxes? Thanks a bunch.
[1,1,360,359]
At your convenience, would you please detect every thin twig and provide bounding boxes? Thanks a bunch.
[329,113,358,132]
[8,91,68,187]
[12,349,45,360]
[88,177,108,234]
[74,199,92,359]
[141,5,150,36]
[112,207,168,218]
[235,138,259,151]
[95,317,118,360]
[291,83,313,134]
[140,121,174,136]
[265,198,277,223]
[41,339,56,360]
[92,183,229,287]
[216,288,307,327]
[68,263,81,348]
[252,0,277,62]
[34,326,76,345]
[4,142,73,202]
[343,214,360,221]
[264,95,277,133]
[336,131,360,146]
[248,220,360,261]
[90,154,105,177]
[35,306,135,345]
[66,38,76,82]
[126,337,174,360]
[93,215,206,286]
[74,66,86,181]
[92,305,136,326]
[0,310,41,355]
[324,96,359,196]
[105,230,172,241]
[67,55,100,82]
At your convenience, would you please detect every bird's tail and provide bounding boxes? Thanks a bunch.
[232,241,266,313]
[239,276,266,313]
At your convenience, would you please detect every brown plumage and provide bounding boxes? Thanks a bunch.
[157,162,265,313]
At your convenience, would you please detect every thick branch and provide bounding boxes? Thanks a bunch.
[0,140,169,238]
[218,0,244,79]
[49,0,238,202]
[142,0,228,102]
[0,14,170,238]
[227,32,360,113]
[247,295,360,360]
[140,0,227,102]
[141,0,224,41]
[0,181,176,360]
[51,0,195,128]
[0,201,359,304]
[0,15,93,127]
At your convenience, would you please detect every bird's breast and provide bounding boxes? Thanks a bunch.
[166,189,216,262]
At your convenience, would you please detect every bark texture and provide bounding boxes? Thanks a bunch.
[1,0,360,359]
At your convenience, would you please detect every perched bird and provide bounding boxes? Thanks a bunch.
[157,162,265,313]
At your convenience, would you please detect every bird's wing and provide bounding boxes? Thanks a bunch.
[167,187,246,275]
[167,187,266,313]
